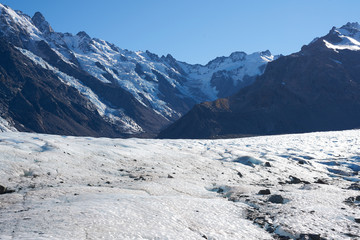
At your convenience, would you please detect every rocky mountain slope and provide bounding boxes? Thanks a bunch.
[0,4,275,137]
[159,22,360,139]
[0,39,132,137]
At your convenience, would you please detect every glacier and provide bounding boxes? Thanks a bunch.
[0,130,359,239]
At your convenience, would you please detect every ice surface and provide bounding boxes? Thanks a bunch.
[0,130,359,239]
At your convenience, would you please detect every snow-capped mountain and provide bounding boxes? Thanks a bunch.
[321,22,360,52]
[0,4,274,137]
[159,22,360,139]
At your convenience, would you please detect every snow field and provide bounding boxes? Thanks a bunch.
[0,130,359,239]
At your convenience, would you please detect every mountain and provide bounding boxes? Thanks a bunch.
[0,39,131,137]
[0,4,275,137]
[159,22,360,139]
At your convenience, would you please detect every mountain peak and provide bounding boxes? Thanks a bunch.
[229,51,247,61]
[0,3,8,11]
[260,50,272,56]
[303,22,360,54]
[329,22,360,38]
[161,53,177,64]
[76,31,91,39]
[32,11,53,34]
[340,22,360,32]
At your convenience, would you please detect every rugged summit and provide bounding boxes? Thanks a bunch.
[31,12,53,34]
[159,23,360,139]
[0,4,274,136]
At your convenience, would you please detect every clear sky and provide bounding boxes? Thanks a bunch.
[2,0,360,64]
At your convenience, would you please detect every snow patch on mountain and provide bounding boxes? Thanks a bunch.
[0,116,17,132]
[324,22,360,52]
[323,39,360,52]
[48,32,185,119]
[0,4,42,41]
[16,47,143,134]
[180,50,276,101]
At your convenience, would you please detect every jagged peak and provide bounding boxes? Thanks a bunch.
[160,53,177,63]
[76,31,91,39]
[327,22,360,38]
[260,50,272,56]
[340,22,360,31]
[306,22,360,53]
[32,11,53,34]
[145,50,160,61]
[165,53,175,60]
[32,12,45,22]
[206,51,248,66]
[229,51,247,61]
[206,56,226,66]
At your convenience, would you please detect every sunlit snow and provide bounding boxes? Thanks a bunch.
[0,130,359,239]
[324,24,360,52]
[15,47,143,134]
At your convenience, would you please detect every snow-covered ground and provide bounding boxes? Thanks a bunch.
[0,130,359,239]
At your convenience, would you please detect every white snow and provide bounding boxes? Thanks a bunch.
[0,130,359,239]
[180,51,276,101]
[0,4,43,41]
[51,34,184,119]
[324,24,360,52]
[0,116,17,132]
[15,47,143,134]
[324,39,360,52]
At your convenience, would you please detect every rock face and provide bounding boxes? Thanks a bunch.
[0,3,274,137]
[31,12,53,34]
[0,39,131,137]
[159,23,360,139]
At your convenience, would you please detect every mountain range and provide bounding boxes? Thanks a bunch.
[1,4,360,139]
[159,22,360,138]
[0,3,274,137]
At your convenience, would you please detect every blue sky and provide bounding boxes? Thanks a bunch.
[2,0,360,64]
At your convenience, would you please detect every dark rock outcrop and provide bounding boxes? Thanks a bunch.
[258,189,271,195]
[32,12,53,34]
[0,185,14,194]
[267,195,284,204]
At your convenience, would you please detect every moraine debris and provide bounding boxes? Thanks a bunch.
[258,189,271,195]
[0,185,15,194]
[268,195,284,204]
